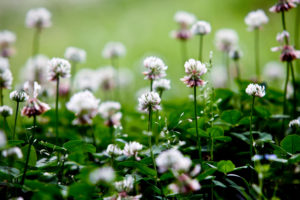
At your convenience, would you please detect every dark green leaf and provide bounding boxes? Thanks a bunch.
[217,160,235,174]
[221,110,242,125]
[118,161,156,177]
[63,140,96,153]
[280,135,300,154]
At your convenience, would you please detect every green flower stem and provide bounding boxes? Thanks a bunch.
[111,57,120,100]
[148,106,158,184]
[249,96,255,159]
[290,62,297,118]
[224,52,230,88]
[71,61,77,84]
[20,115,36,185]
[283,62,290,115]
[254,28,260,82]
[12,101,20,140]
[194,85,201,161]
[181,40,187,65]
[210,137,214,161]
[198,35,203,61]
[55,77,60,145]
[0,87,3,106]
[92,125,96,147]
[32,28,41,56]
[234,60,241,84]
[150,79,153,92]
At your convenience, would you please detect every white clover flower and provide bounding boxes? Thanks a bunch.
[0,30,16,47]
[102,42,126,59]
[25,8,52,29]
[74,69,100,92]
[2,147,23,159]
[289,118,300,128]
[210,66,227,88]
[143,56,168,80]
[153,79,171,93]
[174,11,196,27]
[181,59,207,88]
[156,148,192,173]
[10,90,29,102]
[245,10,269,30]
[97,66,117,91]
[215,29,239,52]
[0,130,7,148]
[64,47,86,63]
[115,175,135,193]
[138,91,161,112]
[106,144,123,156]
[229,49,243,61]
[0,105,13,117]
[21,54,49,84]
[263,62,284,80]
[0,68,13,89]
[21,81,50,117]
[0,57,9,71]
[245,83,266,98]
[123,141,143,160]
[276,31,290,43]
[89,166,115,184]
[191,21,211,35]
[66,90,100,125]
[99,101,122,126]
[47,58,71,81]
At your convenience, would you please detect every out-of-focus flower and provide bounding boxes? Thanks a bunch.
[66,90,100,125]
[0,30,16,57]
[99,101,122,127]
[21,55,49,84]
[156,148,192,173]
[2,147,23,159]
[106,144,123,156]
[191,21,211,35]
[272,45,300,62]
[59,79,70,97]
[174,11,196,28]
[245,83,266,97]
[97,66,117,91]
[21,81,50,117]
[89,166,115,184]
[0,57,9,70]
[115,175,135,193]
[143,56,168,80]
[10,90,29,102]
[263,61,284,80]
[276,31,290,43]
[47,58,71,81]
[289,118,300,128]
[118,68,134,87]
[210,66,227,88]
[229,49,243,61]
[153,79,171,94]
[269,0,296,13]
[0,57,12,89]
[74,69,100,92]
[102,42,126,59]
[171,29,193,40]
[245,10,269,30]
[123,141,143,160]
[25,8,52,29]
[181,59,207,88]
[0,131,6,148]
[215,29,239,52]
[0,105,13,117]
[138,91,161,112]
[64,47,86,63]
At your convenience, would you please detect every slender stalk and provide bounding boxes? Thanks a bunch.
[235,60,241,83]
[224,53,230,88]
[254,28,260,82]
[295,6,300,76]
[110,125,114,144]
[281,10,287,33]
[71,62,77,84]
[148,106,158,185]
[249,96,255,159]
[193,85,201,161]
[198,35,203,61]
[180,40,187,65]
[283,62,290,114]
[290,62,297,118]
[12,102,20,140]
[55,77,60,144]
[150,79,153,92]
[210,138,214,161]
[111,57,120,100]
[20,115,36,185]
[0,87,3,106]
[32,28,41,56]
[91,125,96,147]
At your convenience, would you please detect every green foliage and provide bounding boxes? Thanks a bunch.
[280,135,300,154]
[217,160,235,174]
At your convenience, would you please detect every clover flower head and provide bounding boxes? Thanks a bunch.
[106,144,123,156]
[47,58,71,81]
[123,141,143,160]
[25,7,52,29]
[174,11,196,27]
[143,56,168,80]
[10,90,29,102]
[66,90,100,125]
[229,48,243,61]
[276,31,290,43]
[89,167,115,184]
[0,30,16,47]
[191,21,211,35]
[98,66,117,91]
[102,42,126,59]
[2,147,23,159]
[245,83,266,98]
[171,29,193,41]
[153,79,171,93]
[289,118,300,128]
[74,69,100,92]
[245,10,269,30]
[0,64,13,89]
[0,105,13,117]
[269,0,296,13]
[138,91,161,112]
[272,45,300,62]
[99,101,122,127]
[115,175,135,193]
[64,47,86,63]
[0,57,9,71]
[181,59,207,88]
[215,29,239,52]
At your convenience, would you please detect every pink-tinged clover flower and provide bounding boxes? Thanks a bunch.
[181,59,207,88]
[143,56,168,80]
[269,0,297,13]
[138,91,161,112]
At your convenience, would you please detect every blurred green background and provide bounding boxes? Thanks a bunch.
[0,0,297,102]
